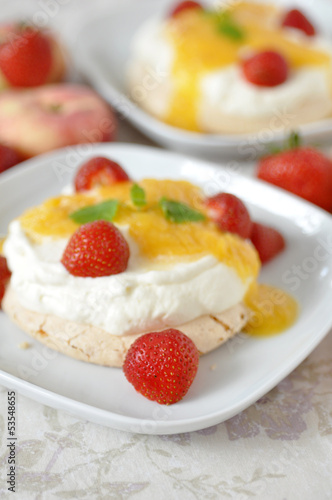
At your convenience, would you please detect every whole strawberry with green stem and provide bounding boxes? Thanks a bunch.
[257,133,332,212]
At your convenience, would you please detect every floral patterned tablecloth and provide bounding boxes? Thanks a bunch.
[0,0,332,498]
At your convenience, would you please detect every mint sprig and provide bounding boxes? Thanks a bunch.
[208,10,245,41]
[69,199,119,224]
[69,193,206,225]
[159,198,206,224]
[217,14,244,41]
[130,183,146,207]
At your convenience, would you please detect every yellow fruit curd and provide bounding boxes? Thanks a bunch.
[17,178,298,335]
[0,236,5,255]
[244,283,298,337]
[163,1,332,131]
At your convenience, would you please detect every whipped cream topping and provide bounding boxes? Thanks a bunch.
[199,64,332,118]
[126,18,174,118]
[129,18,174,77]
[4,220,249,336]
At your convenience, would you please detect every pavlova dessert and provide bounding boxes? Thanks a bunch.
[127,0,332,133]
[0,156,297,403]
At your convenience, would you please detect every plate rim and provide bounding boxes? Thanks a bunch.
[73,0,332,150]
[1,142,332,435]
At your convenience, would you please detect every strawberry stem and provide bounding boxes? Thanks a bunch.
[287,131,301,150]
[267,130,301,155]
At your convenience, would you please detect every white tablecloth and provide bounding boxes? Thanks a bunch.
[0,1,332,498]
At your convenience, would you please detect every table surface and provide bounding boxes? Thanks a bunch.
[0,1,332,499]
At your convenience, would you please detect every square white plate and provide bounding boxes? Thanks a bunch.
[1,143,332,434]
[73,0,332,160]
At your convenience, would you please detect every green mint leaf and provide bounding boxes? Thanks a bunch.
[69,199,119,224]
[130,183,146,207]
[218,22,244,40]
[159,198,206,224]
[215,11,245,41]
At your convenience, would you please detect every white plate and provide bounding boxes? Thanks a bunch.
[1,143,332,434]
[74,0,332,160]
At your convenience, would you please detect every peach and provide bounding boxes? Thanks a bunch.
[0,23,66,89]
[0,84,117,158]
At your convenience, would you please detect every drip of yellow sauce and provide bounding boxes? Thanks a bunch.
[163,2,331,131]
[0,237,5,255]
[244,283,298,336]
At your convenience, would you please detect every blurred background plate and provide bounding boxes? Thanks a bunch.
[74,0,332,160]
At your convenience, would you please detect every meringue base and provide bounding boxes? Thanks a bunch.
[3,286,248,367]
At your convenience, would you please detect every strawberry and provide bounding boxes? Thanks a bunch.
[250,222,285,264]
[0,26,52,87]
[257,147,332,211]
[205,192,252,239]
[0,144,21,174]
[281,9,315,36]
[123,328,199,405]
[0,255,11,307]
[242,50,288,87]
[61,220,130,277]
[169,1,203,17]
[74,157,130,192]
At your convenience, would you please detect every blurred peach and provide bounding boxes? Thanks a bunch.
[0,84,117,158]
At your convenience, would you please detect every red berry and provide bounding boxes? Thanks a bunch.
[0,255,11,307]
[242,50,288,87]
[257,147,332,211]
[61,220,130,277]
[123,329,199,405]
[282,9,315,36]
[74,157,130,192]
[205,192,252,239]
[0,144,21,174]
[169,1,202,17]
[250,222,285,264]
[0,27,52,87]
